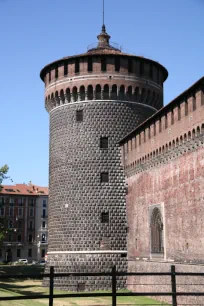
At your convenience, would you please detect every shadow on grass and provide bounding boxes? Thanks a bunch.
[0,281,47,297]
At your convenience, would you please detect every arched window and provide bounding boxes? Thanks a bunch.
[146,90,151,105]
[202,124,204,134]
[192,129,196,138]
[104,84,109,100]
[152,91,156,107]
[141,89,146,103]
[72,87,78,102]
[80,86,85,101]
[197,126,201,135]
[188,131,191,139]
[127,86,133,101]
[111,85,117,100]
[55,91,60,106]
[134,87,139,102]
[150,208,163,254]
[87,85,93,100]
[60,89,65,104]
[66,88,71,103]
[96,85,101,100]
[119,85,125,100]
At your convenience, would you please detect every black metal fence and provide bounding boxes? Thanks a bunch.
[0,265,204,306]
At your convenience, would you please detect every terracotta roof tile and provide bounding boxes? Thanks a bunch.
[0,184,48,196]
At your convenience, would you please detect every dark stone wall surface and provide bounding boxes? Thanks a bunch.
[46,100,154,290]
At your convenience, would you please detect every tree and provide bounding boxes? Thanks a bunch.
[0,165,9,243]
[0,164,9,191]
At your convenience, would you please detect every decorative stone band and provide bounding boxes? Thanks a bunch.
[47,99,157,114]
[47,250,127,255]
[45,74,162,92]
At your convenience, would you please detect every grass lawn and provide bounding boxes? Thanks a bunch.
[0,266,168,306]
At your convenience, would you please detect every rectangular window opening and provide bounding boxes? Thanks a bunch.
[128,58,133,73]
[100,137,108,149]
[28,249,32,257]
[75,59,80,73]
[101,212,109,223]
[17,249,21,258]
[77,283,85,292]
[101,57,106,72]
[76,110,83,122]
[55,67,58,79]
[64,62,68,76]
[115,56,120,72]
[100,172,109,183]
[88,57,93,72]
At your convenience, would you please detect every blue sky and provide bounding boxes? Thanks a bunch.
[0,0,204,186]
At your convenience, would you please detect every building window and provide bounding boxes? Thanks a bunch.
[101,212,109,223]
[0,207,4,216]
[88,57,93,72]
[8,220,13,228]
[55,67,58,79]
[29,221,33,229]
[64,62,68,76]
[17,234,21,242]
[42,209,46,218]
[18,221,22,229]
[101,57,106,72]
[100,172,109,183]
[49,71,51,83]
[17,249,21,258]
[100,137,108,149]
[43,200,47,207]
[41,249,45,258]
[42,221,46,228]
[8,235,12,242]
[30,208,34,217]
[76,110,83,122]
[0,249,2,258]
[18,198,23,206]
[9,197,14,205]
[42,234,46,242]
[18,208,23,217]
[75,59,80,73]
[150,208,164,254]
[28,234,32,243]
[29,198,35,206]
[115,56,120,72]
[0,197,4,205]
[128,58,133,73]
[28,249,32,257]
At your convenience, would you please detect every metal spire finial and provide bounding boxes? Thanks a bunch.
[103,0,105,26]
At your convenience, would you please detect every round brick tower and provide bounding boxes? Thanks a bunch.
[40,24,168,290]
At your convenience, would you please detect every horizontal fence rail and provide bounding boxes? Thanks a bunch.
[1,265,204,305]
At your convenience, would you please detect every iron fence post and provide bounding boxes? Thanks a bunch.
[49,266,54,306]
[112,266,117,306]
[171,265,177,306]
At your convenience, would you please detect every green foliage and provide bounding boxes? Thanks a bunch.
[0,164,9,191]
[0,165,9,243]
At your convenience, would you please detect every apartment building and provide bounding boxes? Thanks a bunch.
[0,183,48,263]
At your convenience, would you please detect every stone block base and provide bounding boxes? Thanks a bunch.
[43,252,127,291]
